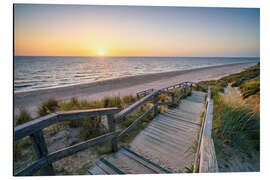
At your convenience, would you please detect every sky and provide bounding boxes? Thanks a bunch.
[14,4,260,57]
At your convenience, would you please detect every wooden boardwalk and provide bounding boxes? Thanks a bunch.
[87,91,206,174]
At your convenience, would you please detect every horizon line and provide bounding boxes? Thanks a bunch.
[14,55,260,58]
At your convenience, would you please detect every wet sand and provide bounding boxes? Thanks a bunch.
[14,62,257,117]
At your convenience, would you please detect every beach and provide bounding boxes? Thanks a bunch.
[14,62,257,117]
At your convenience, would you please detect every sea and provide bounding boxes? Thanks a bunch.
[14,56,259,93]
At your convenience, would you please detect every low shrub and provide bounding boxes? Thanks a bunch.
[14,138,32,161]
[122,95,137,105]
[102,96,122,108]
[80,117,104,140]
[15,108,32,126]
[38,99,59,116]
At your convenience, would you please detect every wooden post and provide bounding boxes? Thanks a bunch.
[172,93,175,105]
[153,94,158,116]
[29,130,55,175]
[183,87,186,96]
[107,114,118,152]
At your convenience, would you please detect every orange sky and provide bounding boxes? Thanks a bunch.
[14,5,260,57]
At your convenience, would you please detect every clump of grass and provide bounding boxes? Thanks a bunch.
[211,81,227,98]
[60,99,104,111]
[212,96,260,152]
[158,105,168,114]
[14,142,22,161]
[102,96,122,108]
[122,95,137,105]
[38,98,59,116]
[80,117,104,140]
[15,108,32,126]
[185,164,194,173]
[240,77,260,98]
[158,93,171,103]
[14,137,33,161]
[94,141,112,155]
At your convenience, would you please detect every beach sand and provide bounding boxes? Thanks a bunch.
[14,62,257,117]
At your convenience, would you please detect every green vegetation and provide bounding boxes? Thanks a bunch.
[212,96,260,152]
[221,63,259,87]
[14,108,32,126]
[94,141,112,155]
[185,165,194,173]
[38,98,59,116]
[199,63,260,99]
[199,63,260,160]
[14,137,32,161]
[240,77,260,98]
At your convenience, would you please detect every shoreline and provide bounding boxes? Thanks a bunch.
[14,61,257,94]
[14,62,257,117]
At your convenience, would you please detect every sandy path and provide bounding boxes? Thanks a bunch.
[14,62,257,117]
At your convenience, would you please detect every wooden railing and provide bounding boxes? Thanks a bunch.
[14,81,199,176]
[193,86,218,173]
[14,108,120,176]
[136,81,195,99]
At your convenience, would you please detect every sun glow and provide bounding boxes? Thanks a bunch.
[97,50,105,56]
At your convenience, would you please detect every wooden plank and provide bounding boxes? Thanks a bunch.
[136,88,155,98]
[14,107,119,140]
[16,157,48,176]
[29,130,55,175]
[203,99,213,138]
[14,113,58,141]
[118,106,154,139]
[153,95,158,116]
[47,132,117,163]
[56,108,119,121]
[193,103,207,172]
[199,136,219,173]
[177,94,184,103]
[107,114,118,152]
[115,90,159,122]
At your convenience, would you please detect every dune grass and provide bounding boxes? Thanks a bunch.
[212,95,260,153]
[221,63,259,87]
[14,108,32,126]
[38,99,59,116]
[199,62,260,99]
[198,63,260,167]
[239,77,260,99]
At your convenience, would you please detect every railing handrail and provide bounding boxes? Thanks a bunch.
[115,90,160,122]
[193,86,218,173]
[193,87,210,172]
[136,81,207,99]
[14,107,120,141]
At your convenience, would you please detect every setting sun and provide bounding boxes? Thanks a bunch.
[97,50,105,56]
